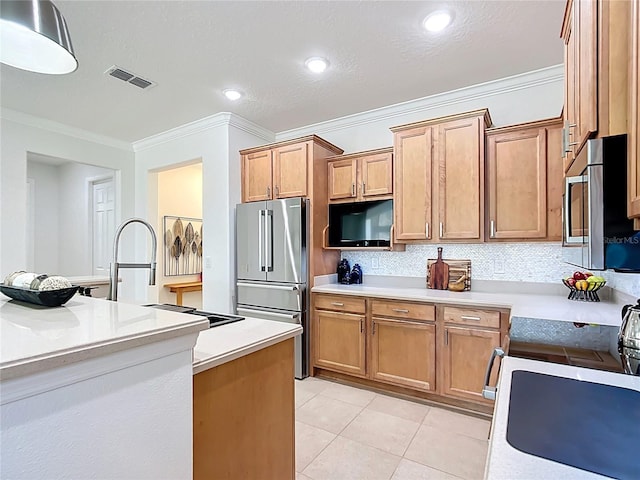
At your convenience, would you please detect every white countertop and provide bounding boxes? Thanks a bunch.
[193,318,302,375]
[311,284,625,326]
[485,357,640,479]
[0,296,209,380]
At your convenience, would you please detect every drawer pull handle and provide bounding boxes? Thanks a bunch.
[392,308,409,313]
[331,302,344,306]
[461,315,481,321]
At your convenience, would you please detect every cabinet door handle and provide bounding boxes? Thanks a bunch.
[362,182,366,194]
[490,220,496,238]
[331,302,344,306]
[360,318,364,333]
[266,186,271,197]
[275,185,279,197]
[461,315,481,321]
[392,308,409,313]
[445,328,449,345]
[569,141,579,146]
[372,319,376,335]
[425,223,430,239]
[352,184,356,197]
[439,222,444,238]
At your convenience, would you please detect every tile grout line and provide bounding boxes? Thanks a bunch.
[299,433,341,479]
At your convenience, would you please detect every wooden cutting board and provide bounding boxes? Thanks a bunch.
[427,247,449,290]
[427,258,471,291]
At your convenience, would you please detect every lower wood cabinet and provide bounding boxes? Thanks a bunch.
[370,317,436,391]
[313,310,366,377]
[312,293,508,410]
[441,325,501,403]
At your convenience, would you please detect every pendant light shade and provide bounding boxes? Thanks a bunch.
[0,0,77,74]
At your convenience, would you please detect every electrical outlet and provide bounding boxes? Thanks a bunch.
[494,258,505,275]
[371,257,380,269]
[205,256,212,268]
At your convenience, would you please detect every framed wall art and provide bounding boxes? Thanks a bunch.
[163,216,202,276]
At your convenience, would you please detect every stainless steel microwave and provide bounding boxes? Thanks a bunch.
[562,135,640,272]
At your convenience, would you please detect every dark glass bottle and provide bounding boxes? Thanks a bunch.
[350,263,362,284]
[337,259,351,284]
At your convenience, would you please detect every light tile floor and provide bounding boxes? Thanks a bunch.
[295,377,490,480]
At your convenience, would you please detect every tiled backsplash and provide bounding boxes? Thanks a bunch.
[342,243,640,298]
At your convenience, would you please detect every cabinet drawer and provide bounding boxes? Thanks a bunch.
[314,294,365,314]
[371,300,435,321]
[443,306,500,329]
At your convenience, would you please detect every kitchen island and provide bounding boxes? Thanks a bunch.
[0,295,208,479]
[0,295,302,480]
[193,318,302,480]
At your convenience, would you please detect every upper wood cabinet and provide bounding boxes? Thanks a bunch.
[393,126,433,241]
[629,0,640,224]
[273,142,308,199]
[240,135,343,203]
[486,118,563,241]
[436,116,485,240]
[242,150,273,202]
[391,109,491,243]
[326,148,393,203]
[561,0,630,171]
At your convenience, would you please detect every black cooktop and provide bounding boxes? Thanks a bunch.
[143,304,244,328]
[506,370,640,479]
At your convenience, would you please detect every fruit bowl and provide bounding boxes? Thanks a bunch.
[562,278,606,302]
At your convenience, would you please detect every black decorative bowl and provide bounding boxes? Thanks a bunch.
[561,279,606,302]
[0,285,79,307]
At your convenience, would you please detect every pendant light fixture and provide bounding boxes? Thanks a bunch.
[0,0,77,74]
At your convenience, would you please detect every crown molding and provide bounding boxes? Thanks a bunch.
[227,113,275,143]
[133,112,274,152]
[0,108,133,152]
[276,64,564,140]
[132,112,232,152]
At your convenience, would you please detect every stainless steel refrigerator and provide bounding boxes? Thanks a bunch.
[235,197,308,379]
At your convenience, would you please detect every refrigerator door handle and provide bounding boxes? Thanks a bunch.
[266,209,274,271]
[258,209,265,271]
[237,282,299,291]
[237,307,300,323]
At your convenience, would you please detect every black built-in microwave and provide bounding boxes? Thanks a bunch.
[328,200,393,248]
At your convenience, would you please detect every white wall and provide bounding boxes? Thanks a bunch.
[0,110,135,297]
[133,113,274,310]
[155,163,203,308]
[25,161,60,274]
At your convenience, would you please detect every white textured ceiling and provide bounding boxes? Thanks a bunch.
[0,1,564,143]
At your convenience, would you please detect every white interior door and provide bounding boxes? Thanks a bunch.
[92,178,115,276]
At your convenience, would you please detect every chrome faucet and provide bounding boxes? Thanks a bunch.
[108,218,157,301]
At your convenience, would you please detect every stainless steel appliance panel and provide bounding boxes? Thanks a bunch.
[236,281,303,311]
[266,198,306,284]
[236,306,306,379]
[236,201,267,281]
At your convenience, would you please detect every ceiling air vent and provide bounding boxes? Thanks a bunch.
[105,65,156,90]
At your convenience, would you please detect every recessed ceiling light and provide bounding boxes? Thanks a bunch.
[223,89,242,101]
[423,11,452,32]
[305,57,329,74]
